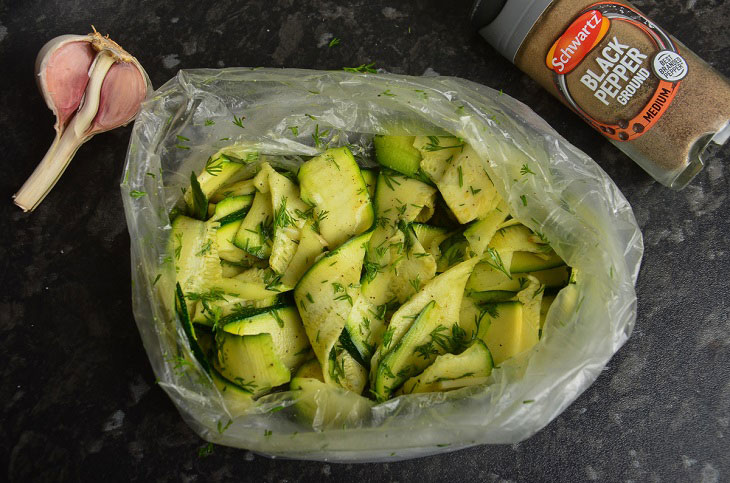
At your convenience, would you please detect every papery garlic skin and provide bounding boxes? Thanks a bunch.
[14,28,152,212]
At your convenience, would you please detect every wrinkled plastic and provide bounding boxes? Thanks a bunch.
[121,68,643,462]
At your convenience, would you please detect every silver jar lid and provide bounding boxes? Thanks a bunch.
[471,0,554,62]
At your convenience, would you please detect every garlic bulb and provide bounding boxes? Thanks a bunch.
[13,27,152,212]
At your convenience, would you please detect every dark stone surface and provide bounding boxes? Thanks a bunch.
[1,0,728,481]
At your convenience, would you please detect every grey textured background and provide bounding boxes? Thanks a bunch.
[1,0,728,481]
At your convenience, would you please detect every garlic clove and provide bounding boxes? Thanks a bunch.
[14,27,152,213]
[35,35,96,135]
[89,61,148,134]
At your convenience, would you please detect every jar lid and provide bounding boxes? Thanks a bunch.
[471,0,554,62]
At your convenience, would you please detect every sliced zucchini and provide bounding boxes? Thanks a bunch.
[210,178,257,203]
[328,342,368,394]
[373,301,435,399]
[469,290,518,303]
[222,305,311,371]
[458,296,492,341]
[388,225,437,304]
[280,221,328,289]
[416,140,500,224]
[510,250,565,273]
[516,276,543,353]
[217,219,249,263]
[437,232,470,272]
[530,265,571,288]
[221,260,245,278]
[206,276,281,301]
[174,283,210,372]
[373,170,437,228]
[488,224,549,254]
[463,200,509,256]
[479,301,524,365]
[233,190,273,258]
[343,285,389,365]
[540,293,557,330]
[361,169,377,199]
[371,257,480,399]
[400,340,493,394]
[211,195,253,222]
[373,135,422,177]
[298,147,374,248]
[412,223,450,259]
[259,163,311,274]
[171,216,223,312]
[211,369,255,416]
[191,293,279,326]
[294,231,372,388]
[294,358,324,381]
[184,155,244,212]
[414,136,464,180]
[214,332,290,397]
[290,376,373,430]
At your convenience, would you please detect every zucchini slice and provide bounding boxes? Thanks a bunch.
[328,341,369,394]
[233,190,274,258]
[256,163,312,274]
[529,265,571,288]
[290,376,373,430]
[373,135,422,178]
[184,155,245,212]
[222,305,311,371]
[488,224,549,254]
[371,256,480,400]
[174,283,210,372]
[412,223,450,259]
[217,217,250,263]
[211,195,253,222]
[373,170,437,228]
[510,250,565,273]
[210,178,257,203]
[458,296,492,341]
[540,293,557,329]
[171,216,224,313]
[479,301,524,365]
[294,358,324,381]
[298,147,374,249]
[294,231,373,388]
[211,369,255,416]
[280,221,328,289]
[400,339,493,394]
[191,292,279,327]
[515,276,543,353]
[469,290,518,303]
[415,139,500,224]
[361,169,377,199]
[214,332,290,397]
[463,200,509,256]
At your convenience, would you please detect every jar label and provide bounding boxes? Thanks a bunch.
[545,2,687,141]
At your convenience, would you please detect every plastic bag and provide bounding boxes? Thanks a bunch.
[121,68,643,462]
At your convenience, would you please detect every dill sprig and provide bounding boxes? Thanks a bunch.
[232,115,245,128]
[484,247,512,279]
[520,164,535,176]
[343,62,377,74]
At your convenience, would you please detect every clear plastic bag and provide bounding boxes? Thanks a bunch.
[121,68,643,462]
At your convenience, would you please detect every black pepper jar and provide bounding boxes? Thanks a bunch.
[471,0,730,188]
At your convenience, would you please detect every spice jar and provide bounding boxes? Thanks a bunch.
[471,0,730,189]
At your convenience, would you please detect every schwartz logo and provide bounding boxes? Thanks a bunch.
[547,10,610,74]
